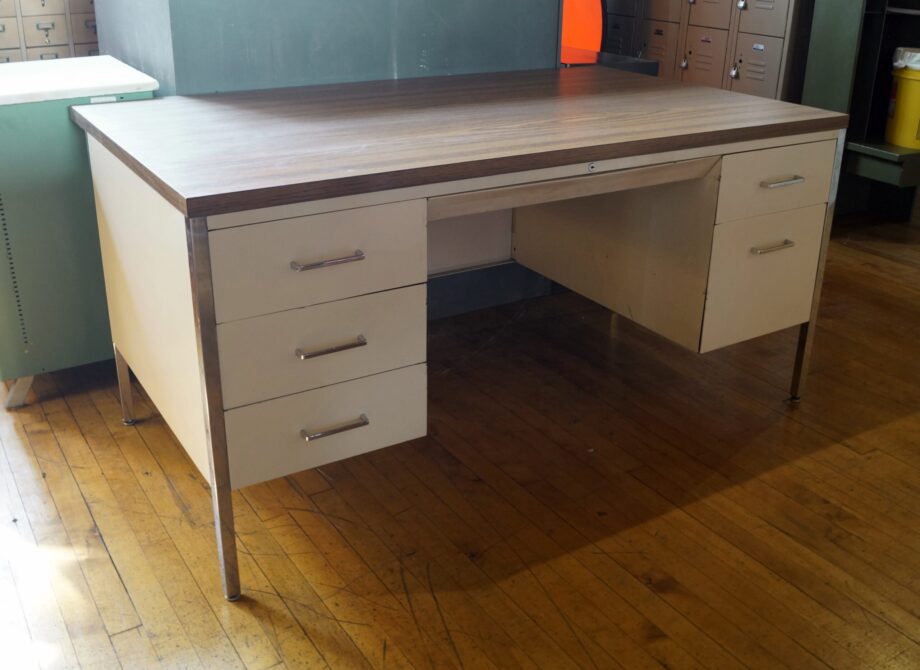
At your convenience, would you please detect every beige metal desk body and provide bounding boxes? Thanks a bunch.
[76,69,846,599]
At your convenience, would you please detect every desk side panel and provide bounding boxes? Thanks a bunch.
[88,137,211,482]
[513,162,721,351]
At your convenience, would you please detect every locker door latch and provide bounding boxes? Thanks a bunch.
[737,0,748,9]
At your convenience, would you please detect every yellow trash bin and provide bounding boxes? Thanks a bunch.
[886,47,920,149]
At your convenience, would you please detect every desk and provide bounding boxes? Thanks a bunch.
[71,67,848,600]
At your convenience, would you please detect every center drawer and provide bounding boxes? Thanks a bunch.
[216,284,426,409]
[209,199,427,322]
[225,364,427,489]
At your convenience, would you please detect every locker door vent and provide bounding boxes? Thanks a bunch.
[0,193,31,350]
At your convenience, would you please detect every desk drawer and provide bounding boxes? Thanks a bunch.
[209,200,426,323]
[700,204,825,352]
[217,285,426,409]
[70,0,95,13]
[23,14,68,47]
[74,42,99,57]
[71,13,97,44]
[0,18,19,49]
[717,141,836,222]
[27,45,68,60]
[20,0,64,15]
[225,364,427,489]
[0,0,15,18]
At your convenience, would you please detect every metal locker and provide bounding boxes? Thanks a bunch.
[640,20,679,78]
[606,15,637,56]
[689,0,733,29]
[729,33,784,98]
[738,0,790,38]
[609,0,639,17]
[646,0,682,23]
[681,25,729,88]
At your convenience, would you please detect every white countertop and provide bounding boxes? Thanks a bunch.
[0,55,158,106]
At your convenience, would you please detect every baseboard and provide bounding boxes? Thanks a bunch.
[427,262,553,320]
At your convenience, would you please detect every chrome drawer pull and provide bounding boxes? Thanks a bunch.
[301,414,369,443]
[295,334,367,361]
[751,239,795,255]
[290,249,365,272]
[760,175,805,189]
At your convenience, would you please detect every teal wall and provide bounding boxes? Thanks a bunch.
[97,1,562,96]
[96,0,176,94]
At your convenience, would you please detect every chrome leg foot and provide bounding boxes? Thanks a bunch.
[789,322,812,402]
[114,345,137,426]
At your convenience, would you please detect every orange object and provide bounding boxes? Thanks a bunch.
[561,0,603,63]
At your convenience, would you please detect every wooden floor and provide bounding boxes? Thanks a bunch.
[2,229,920,670]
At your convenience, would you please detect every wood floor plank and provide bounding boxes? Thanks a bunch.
[85,389,292,670]
[110,626,162,669]
[60,391,247,670]
[1,229,918,669]
[448,346,865,670]
[524,316,920,663]
[501,318,920,667]
[0,410,103,669]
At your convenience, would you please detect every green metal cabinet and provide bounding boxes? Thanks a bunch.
[0,56,157,406]
[802,0,920,194]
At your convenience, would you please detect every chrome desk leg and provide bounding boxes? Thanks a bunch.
[4,376,34,409]
[788,129,846,403]
[789,322,811,403]
[187,216,241,602]
[114,345,137,426]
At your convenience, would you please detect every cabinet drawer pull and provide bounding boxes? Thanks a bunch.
[760,175,805,189]
[295,334,367,361]
[301,414,369,443]
[751,239,795,255]
[36,21,55,30]
[290,249,365,272]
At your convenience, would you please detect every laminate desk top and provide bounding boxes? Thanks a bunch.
[71,67,847,218]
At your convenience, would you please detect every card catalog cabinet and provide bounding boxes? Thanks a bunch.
[0,0,97,62]
[604,0,799,99]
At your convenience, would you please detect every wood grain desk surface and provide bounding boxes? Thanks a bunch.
[71,67,848,218]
